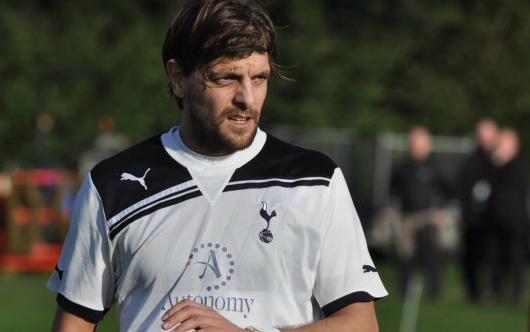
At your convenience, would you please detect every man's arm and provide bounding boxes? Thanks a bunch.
[52,306,96,332]
[280,301,379,332]
[48,177,115,332]
[161,300,379,332]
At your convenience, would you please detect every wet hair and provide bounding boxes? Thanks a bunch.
[162,0,278,107]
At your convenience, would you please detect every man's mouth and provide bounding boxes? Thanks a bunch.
[227,115,252,123]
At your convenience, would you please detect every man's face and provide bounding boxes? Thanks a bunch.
[177,52,270,155]
[476,119,498,151]
[409,129,432,161]
[493,130,519,165]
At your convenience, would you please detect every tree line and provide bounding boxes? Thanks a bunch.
[1,0,530,167]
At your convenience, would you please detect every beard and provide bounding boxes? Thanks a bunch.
[188,106,260,155]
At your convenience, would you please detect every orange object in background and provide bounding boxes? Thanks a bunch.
[11,207,32,225]
[1,169,76,272]
[0,173,8,255]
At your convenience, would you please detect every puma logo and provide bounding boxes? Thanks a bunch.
[55,265,64,281]
[120,168,151,190]
[362,264,377,273]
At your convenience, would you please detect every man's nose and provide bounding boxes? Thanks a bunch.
[233,79,255,110]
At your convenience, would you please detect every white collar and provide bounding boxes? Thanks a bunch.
[161,126,266,173]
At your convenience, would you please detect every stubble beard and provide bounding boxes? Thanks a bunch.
[188,106,259,156]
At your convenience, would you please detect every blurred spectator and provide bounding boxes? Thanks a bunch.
[458,118,498,302]
[485,128,528,304]
[78,115,130,178]
[391,126,452,300]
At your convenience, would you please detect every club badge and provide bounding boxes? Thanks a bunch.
[258,201,277,243]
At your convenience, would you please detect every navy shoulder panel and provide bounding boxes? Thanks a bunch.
[90,134,192,221]
[230,134,336,182]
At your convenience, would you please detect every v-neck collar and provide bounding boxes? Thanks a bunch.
[161,127,266,204]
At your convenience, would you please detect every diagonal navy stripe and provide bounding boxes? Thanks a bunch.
[109,185,198,232]
[223,179,330,192]
[109,190,202,240]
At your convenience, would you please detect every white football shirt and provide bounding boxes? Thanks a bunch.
[48,127,387,331]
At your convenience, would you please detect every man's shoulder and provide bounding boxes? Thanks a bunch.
[460,147,494,177]
[395,158,415,173]
[265,133,336,166]
[231,133,337,182]
[90,134,165,178]
[89,132,191,196]
[87,133,193,226]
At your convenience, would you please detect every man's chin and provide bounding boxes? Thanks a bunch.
[223,127,257,151]
[191,124,258,155]
[226,134,255,151]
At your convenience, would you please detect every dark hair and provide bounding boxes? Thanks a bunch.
[162,0,278,107]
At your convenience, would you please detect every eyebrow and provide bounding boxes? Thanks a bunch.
[208,68,270,78]
[254,70,271,77]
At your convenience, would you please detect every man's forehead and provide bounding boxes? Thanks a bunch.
[208,53,270,72]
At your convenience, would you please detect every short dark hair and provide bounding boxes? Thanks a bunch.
[162,0,278,107]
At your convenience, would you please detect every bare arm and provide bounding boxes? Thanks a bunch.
[162,300,379,332]
[52,306,96,332]
[280,302,379,332]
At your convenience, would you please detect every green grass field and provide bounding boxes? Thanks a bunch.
[0,262,526,331]
[375,261,528,332]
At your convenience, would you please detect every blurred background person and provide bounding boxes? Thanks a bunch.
[391,126,453,301]
[458,118,498,302]
[78,115,130,179]
[485,127,529,304]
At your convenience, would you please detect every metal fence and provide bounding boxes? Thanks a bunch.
[268,125,475,229]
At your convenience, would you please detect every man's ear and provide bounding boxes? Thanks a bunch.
[166,59,185,98]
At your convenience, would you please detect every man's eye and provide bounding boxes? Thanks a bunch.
[214,77,230,83]
[213,77,236,86]
[253,76,269,85]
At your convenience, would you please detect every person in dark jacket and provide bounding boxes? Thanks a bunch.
[458,118,498,302]
[391,126,452,300]
[485,128,529,303]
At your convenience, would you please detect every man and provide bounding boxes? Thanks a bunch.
[48,1,387,331]
[485,128,528,303]
[458,118,497,302]
[391,126,451,300]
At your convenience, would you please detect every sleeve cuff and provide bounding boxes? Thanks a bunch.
[56,293,109,323]
[321,291,381,317]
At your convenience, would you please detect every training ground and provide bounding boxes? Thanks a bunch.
[0,261,526,331]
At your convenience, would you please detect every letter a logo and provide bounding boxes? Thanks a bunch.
[197,250,222,279]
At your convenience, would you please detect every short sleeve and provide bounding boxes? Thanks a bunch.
[313,168,387,316]
[47,175,115,323]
